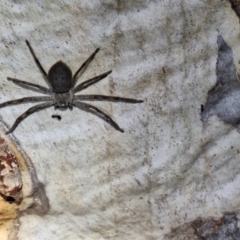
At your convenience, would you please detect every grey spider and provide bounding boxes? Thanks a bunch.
[0,40,143,134]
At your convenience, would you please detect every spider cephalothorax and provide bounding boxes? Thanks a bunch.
[0,40,143,134]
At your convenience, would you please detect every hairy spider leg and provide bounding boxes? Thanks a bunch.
[25,40,52,90]
[72,48,100,87]
[72,70,112,94]
[74,94,143,103]
[6,102,54,134]
[73,101,124,132]
[0,96,52,108]
[7,77,51,95]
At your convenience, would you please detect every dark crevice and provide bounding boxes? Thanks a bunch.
[229,0,240,19]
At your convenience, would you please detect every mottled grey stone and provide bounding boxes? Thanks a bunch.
[202,35,240,131]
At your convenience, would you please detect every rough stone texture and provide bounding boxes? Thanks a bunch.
[0,0,239,239]
[193,213,240,240]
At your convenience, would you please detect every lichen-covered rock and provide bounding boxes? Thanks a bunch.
[0,138,22,201]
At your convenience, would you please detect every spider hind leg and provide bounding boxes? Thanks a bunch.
[72,48,100,87]
[26,40,52,90]
[73,70,112,93]
[7,77,51,94]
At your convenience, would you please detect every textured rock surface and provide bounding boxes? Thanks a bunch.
[0,0,239,239]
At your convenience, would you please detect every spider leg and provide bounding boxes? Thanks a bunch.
[6,101,54,134]
[72,48,100,87]
[73,101,124,132]
[7,77,51,94]
[74,94,143,103]
[72,70,112,94]
[25,40,52,90]
[0,96,52,108]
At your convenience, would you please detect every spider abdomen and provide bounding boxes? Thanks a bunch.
[48,61,72,93]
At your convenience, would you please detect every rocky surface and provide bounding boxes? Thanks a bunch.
[0,0,239,239]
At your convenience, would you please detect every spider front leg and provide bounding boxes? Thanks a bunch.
[6,101,54,134]
[73,101,124,132]
[74,94,143,103]
[0,96,52,108]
